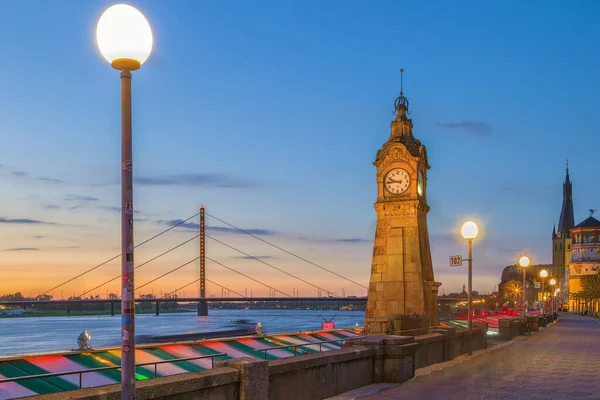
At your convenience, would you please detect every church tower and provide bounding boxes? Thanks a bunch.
[364,71,441,335]
[552,162,574,307]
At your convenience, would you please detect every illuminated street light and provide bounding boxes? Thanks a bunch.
[518,256,530,318]
[539,269,548,311]
[96,4,153,399]
[460,220,478,355]
[549,278,557,316]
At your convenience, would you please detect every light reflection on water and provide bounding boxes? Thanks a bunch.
[0,310,365,356]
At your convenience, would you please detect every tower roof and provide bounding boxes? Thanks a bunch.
[574,216,600,229]
[557,161,574,237]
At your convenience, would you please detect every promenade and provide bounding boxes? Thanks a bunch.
[333,313,600,400]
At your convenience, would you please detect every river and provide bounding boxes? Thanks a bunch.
[0,310,366,356]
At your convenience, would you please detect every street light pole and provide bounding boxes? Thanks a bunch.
[467,239,473,356]
[522,265,526,317]
[120,68,135,399]
[460,220,478,356]
[96,5,153,399]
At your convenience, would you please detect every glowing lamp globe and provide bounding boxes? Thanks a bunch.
[518,256,530,267]
[96,4,153,71]
[460,221,479,240]
[549,278,557,285]
[540,269,548,278]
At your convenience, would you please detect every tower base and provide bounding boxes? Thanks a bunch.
[197,301,208,316]
[364,315,430,336]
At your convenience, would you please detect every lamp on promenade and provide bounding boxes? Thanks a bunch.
[539,269,548,311]
[96,4,153,399]
[518,256,531,319]
[460,220,478,356]
[549,278,557,316]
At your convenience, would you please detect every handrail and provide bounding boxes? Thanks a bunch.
[256,336,366,359]
[0,352,227,388]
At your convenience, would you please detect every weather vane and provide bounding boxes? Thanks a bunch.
[393,68,410,117]
[590,209,597,217]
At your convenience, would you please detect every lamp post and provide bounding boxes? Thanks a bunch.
[96,5,153,399]
[539,269,548,312]
[460,220,479,356]
[518,256,530,319]
[549,278,557,317]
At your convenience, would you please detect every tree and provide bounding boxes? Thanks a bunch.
[108,293,119,299]
[579,269,600,310]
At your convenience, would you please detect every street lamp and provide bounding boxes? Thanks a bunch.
[460,220,478,356]
[549,278,557,316]
[539,269,548,311]
[518,256,530,318]
[96,4,153,399]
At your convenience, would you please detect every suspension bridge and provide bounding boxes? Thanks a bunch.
[2,206,368,315]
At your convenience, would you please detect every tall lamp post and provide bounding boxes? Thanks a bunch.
[539,269,548,312]
[96,5,153,399]
[518,256,530,318]
[549,278,557,316]
[460,220,479,356]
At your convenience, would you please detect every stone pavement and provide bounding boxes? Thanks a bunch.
[330,313,600,400]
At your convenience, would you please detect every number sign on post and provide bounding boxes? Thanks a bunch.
[449,255,463,267]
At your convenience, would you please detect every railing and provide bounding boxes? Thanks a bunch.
[256,336,366,359]
[0,352,227,389]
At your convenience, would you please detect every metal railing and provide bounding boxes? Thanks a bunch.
[0,352,227,389]
[256,336,366,359]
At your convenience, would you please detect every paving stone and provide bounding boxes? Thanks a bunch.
[347,314,600,400]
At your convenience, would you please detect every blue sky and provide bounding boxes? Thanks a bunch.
[1,0,600,298]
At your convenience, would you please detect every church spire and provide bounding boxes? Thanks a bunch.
[557,160,575,237]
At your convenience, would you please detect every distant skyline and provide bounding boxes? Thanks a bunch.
[2,1,600,298]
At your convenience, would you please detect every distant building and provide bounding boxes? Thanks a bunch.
[568,214,600,312]
[498,264,552,307]
[552,164,575,310]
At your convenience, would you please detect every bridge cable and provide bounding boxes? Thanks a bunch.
[136,257,199,291]
[206,256,292,298]
[164,278,244,298]
[80,234,200,297]
[206,234,336,296]
[134,255,290,298]
[38,212,200,297]
[206,212,368,290]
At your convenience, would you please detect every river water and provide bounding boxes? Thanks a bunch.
[0,310,365,356]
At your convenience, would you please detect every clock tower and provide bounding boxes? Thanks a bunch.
[364,71,441,335]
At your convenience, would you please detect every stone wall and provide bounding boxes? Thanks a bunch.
[24,327,488,400]
[268,347,373,400]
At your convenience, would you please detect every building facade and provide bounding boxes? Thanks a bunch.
[498,264,552,308]
[552,165,575,309]
[568,215,600,313]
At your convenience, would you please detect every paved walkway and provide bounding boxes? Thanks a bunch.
[333,314,600,400]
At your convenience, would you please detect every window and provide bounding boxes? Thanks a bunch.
[584,234,592,243]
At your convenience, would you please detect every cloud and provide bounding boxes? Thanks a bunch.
[0,217,56,225]
[233,255,276,260]
[97,206,142,215]
[3,247,40,252]
[43,204,61,210]
[30,235,45,239]
[135,174,260,189]
[11,171,27,177]
[64,194,99,203]
[435,121,493,137]
[37,177,66,184]
[156,219,276,236]
[331,238,370,244]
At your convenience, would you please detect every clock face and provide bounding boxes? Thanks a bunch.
[417,170,424,196]
[384,168,410,195]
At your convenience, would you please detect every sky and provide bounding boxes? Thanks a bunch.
[1,0,600,299]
